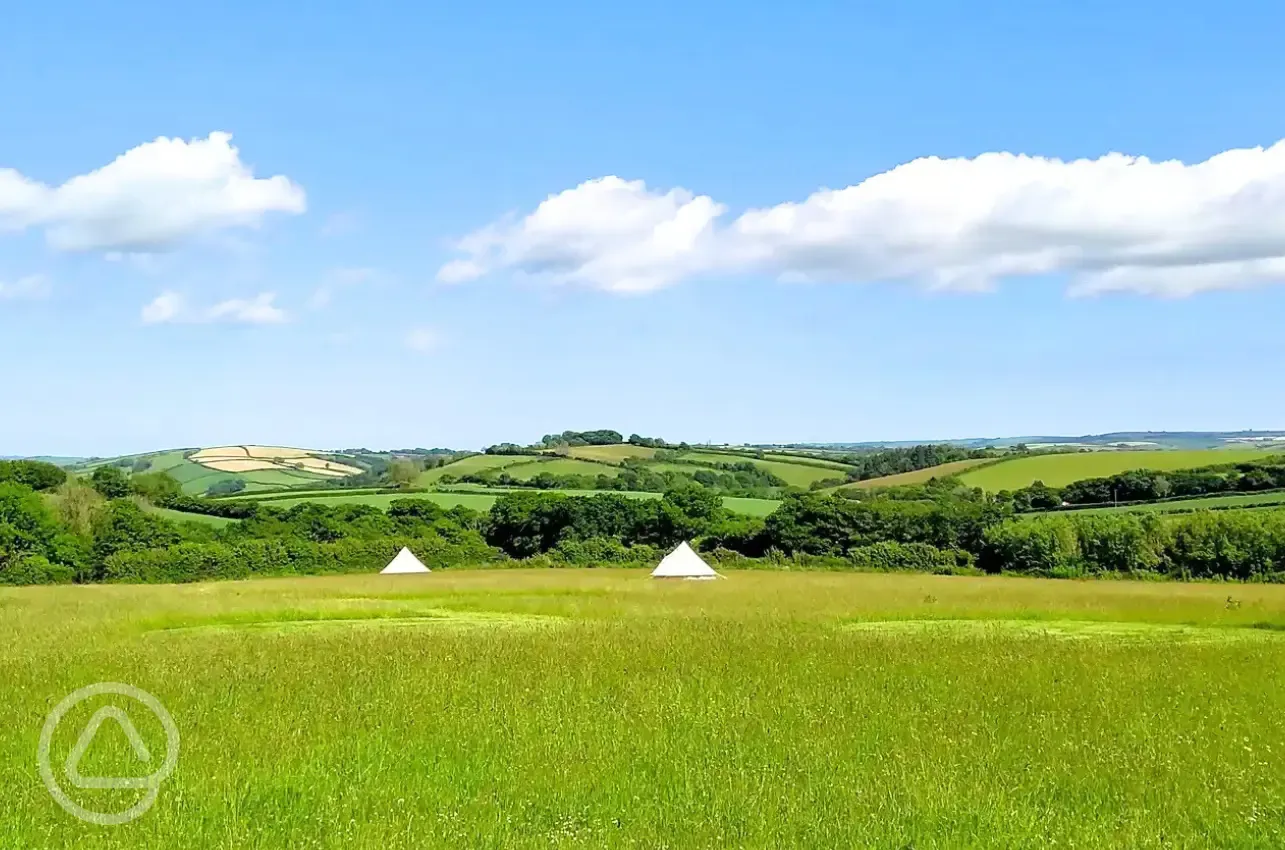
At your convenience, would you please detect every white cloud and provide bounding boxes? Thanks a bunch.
[0,274,51,301]
[440,176,726,293]
[141,291,288,325]
[141,291,184,323]
[0,132,305,253]
[438,140,1285,297]
[404,327,440,353]
[206,293,288,324]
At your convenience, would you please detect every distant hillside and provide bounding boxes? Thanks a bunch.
[958,449,1275,491]
[70,445,371,496]
[765,430,1285,453]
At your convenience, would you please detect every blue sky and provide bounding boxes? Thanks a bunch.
[3,1,1285,456]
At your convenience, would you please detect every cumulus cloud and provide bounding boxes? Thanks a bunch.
[0,132,305,253]
[438,140,1285,297]
[0,274,51,301]
[404,327,440,353]
[141,291,288,325]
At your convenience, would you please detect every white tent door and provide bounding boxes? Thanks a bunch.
[650,541,718,579]
[380,547,430,574]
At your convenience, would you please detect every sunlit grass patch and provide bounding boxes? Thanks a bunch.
[842,617,1285,643]
[142,601,561,635]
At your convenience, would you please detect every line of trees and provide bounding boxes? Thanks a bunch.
[1002,455,1285,512]
[458,460,785,498]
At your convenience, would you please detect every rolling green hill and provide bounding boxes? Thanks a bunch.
[421,444,856,491]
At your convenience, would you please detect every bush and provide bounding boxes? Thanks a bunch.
[0,459,67,492]
[847,541,971,573]
[102,534,504,584]
[90,465,131,499]
[205,478,247,497]
[552,537,661,565]
[0,554,76,585]
[982,518,1082,575]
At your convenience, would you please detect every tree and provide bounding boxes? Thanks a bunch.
[132,471,184,502]
[205,478,246,497]
[90,465,130,499]
[54,480,105,536]
[386,459,421,489]
[0,459,67,491]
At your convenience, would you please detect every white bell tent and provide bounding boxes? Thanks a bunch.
[650,541,719,580]
[380,547,431,574]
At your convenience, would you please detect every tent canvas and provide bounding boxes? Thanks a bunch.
[650,541,719,580]
[380,547,430,574]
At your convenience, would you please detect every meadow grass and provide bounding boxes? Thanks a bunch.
[2,570,1284,848]
[417,454,539,485]
[503,458,620,480]
[959,449,1272,490]
[567,445,658,463]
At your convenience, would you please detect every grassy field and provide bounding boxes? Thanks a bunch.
[417,455,538,485]
[503,458,619,480]
[227,490,780,517]
[1041,490,1285,516]
[143,506,236,528]
[3,571,1284,847]
[839,458,994,490]
[959,449,1272,491]
[567,445,658,463]
[677,452,850,487]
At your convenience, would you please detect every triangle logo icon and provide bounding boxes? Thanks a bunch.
[65,706,154,790]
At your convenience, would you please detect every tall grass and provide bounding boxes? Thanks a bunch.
[2,571,1284,848]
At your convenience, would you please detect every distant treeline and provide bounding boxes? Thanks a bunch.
[486,429,633,455]
[834,444,993,484]
[453,458,785,498]
[1005,456,1285,512]
[7,459,1285,586]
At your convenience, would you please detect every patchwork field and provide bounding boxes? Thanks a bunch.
[74,447,363,495]
[958,449,1272,491]
[4,571,1284,847]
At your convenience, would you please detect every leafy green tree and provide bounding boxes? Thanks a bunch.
[132,471,184,502]
[387,459,422,488]
[53,480,105,536]
[205,478,246,497]
[90,465,130,499]
[0,459,67,491]
[90,500,182,570]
